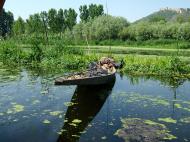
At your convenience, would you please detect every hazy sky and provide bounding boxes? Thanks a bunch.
[4,0,190,22]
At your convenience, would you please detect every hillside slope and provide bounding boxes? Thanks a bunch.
[136,8,190,23]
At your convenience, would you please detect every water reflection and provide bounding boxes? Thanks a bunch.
[57,82,115,142]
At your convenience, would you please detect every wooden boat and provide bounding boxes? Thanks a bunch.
[55,71,116,86]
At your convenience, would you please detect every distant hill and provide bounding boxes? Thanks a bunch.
[136,8,190,23]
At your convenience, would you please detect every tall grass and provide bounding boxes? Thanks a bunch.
[1,39,190,77]
[0,38,99,72]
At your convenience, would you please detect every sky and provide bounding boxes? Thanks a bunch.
[4,0,190,22]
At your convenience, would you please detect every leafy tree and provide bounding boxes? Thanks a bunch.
[25,13,43,35]
[176,15,185,23]
[79,5,89,22]
[90,15,129,40]
[179,23,190,40]
[73,23,83,41]
[13,17,25,35]
[149,15,166,23]
[64,8,77,30]
[40,11,49,43]
[57,9,65,35]
[134,22,155,41]
[48,8,58,33]
[161,23,179,39]
[0,9,14,38]
[89,4,104,19]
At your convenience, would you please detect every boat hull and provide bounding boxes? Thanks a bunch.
[55,73,116,86]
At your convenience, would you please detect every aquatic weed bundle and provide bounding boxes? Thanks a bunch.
[123,55,190,77]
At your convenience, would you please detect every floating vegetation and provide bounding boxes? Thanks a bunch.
[182,108,190,112]
[57,129,67,135]
[115,118,177,142]
[40,90,48,95]
[72,119,82,124]
[71,135,80,138]
[116,92,170,107]
[7,104,25,114]
[69,123,77,127]
[64,120,68,123]
[101,136,107,140]
[49,111,62,116]
[43,119,51,124]
[158,117,177,124]
[174,104,182,109]
[64,102,77,107]
[80,130,86,134]
[180,117,190,124]
[32,100,40,105]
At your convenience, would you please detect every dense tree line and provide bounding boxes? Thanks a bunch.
[11,4,104,39]
[79,4,104,22]
[119,21,190,41]
[1,4,190,43]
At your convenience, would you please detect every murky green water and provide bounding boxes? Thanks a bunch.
[0,66,190,142]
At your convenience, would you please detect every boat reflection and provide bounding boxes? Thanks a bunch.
[57,82,115,142]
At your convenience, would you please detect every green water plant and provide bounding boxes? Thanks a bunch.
[158,117,177,124]
[115,118,177,142]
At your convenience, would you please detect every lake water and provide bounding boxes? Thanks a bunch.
[0,67,190,142]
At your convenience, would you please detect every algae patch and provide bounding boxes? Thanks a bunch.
[158,117,177,124]
[115,118,177,142]
[7,104,25,114]
[49,111,62,116]
[64,102,77,107]
[43,119,51,124]
[180,117,190,124]
[72,119,82,124]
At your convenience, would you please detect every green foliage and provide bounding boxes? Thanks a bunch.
[179,23,190,40]
[0,41,26,63]
[0,9,14,38]
[13,17,25,36]
[149,15,166,23]
[26,13,43,35]
[88,4,104,20]
[29,38,43,62]
[123,55,190,77]
[176,15,185,23]
[137,8,190,23]
[79,5,89,22]
[64,8,77,30]
[90,15,129,40]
